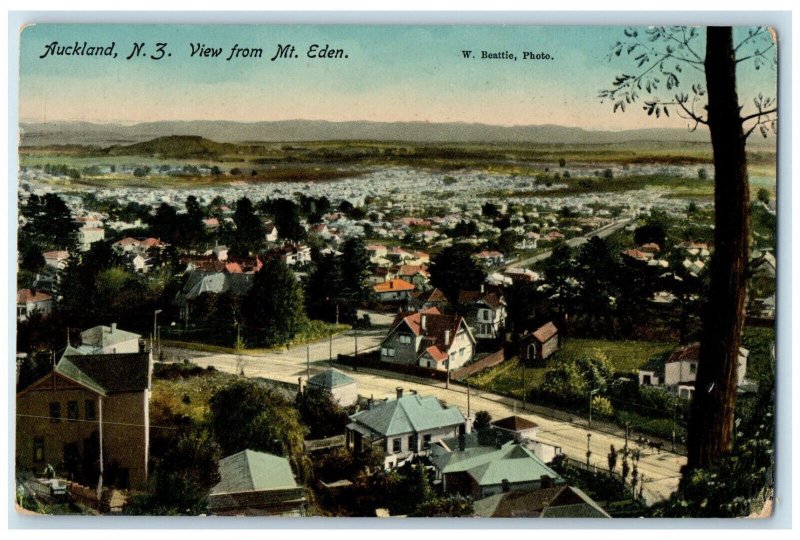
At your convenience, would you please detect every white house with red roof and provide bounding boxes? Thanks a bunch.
[379,307,476,371]
[372,278,416,302]
[16,289,53,321]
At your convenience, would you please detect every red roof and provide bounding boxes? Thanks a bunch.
[398,264,429,277]
[532,322,558,343]
[373,279,416,293]
[225,262,244,274]
[424,345,449,363]
[43,250,69,260]
[665,343,700,364]
[17,289,52,304]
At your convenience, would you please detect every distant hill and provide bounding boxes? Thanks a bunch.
[103,135,244,158]
[17,119,756,148]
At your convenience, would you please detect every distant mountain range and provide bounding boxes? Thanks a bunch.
[17,119,749,147]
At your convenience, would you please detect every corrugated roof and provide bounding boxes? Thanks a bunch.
[211,450,298,495]
[308,368,356,389]
[80,325,141,349]
[432,442,559,487]
[349,394,465,437]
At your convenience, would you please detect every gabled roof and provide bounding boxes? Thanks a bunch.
[532,322,558,343]
[349,394,465,437]
[491,415,539,432]
[422,288,448,304]
[80,325,141,349]
[55,352,151,395]
[390,307,442,335]
[308,368,356,389]
[211,450,299,495]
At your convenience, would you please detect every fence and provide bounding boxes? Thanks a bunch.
[451,349,505,380]
[337,351,449,382]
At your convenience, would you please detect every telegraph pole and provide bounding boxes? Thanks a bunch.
[306,344,310,381]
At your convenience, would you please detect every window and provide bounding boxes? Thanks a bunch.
[49,402,61,423]
[33,438,45,462]
[392,438,402,454]
[399,334,411,344]
[85,400,96,421]
[67,401,79,422]
[387,348,395,357]
[408,435,416,452]
[689,363,697,374]
[423,434,432,449]
[459,348,466,357]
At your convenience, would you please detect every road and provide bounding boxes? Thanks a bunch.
[506,218,633,269]
[161,319,684,504]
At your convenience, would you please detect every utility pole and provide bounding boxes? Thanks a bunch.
[445,357,450,389]
[354,327,359,356]
[586,433,592,468]
[522,360,526,411]
[671,403,677,453]
[467,377,471,418]
[329,333,333,361]
[588,388,598,429]
[306,344,310,382]
[153,309,162,354]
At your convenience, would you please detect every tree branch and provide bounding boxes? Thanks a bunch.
[734,27,768,53]
[741,108,777,122]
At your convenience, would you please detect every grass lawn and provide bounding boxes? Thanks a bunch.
[151,369,238,423]
[470,338,675,400]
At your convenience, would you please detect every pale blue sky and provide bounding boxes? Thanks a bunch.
[19,24,778,129]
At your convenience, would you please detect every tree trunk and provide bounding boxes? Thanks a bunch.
[685,27,750,473]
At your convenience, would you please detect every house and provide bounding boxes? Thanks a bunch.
[264,222,279,243]
[372,278,416,303]
[202,217,220,230]
[174,271,254,324]
[77,227,105,252]
[519,322,559,362]
[396,264,430,291]
[638,342,750,399]
[16,289,53,321]
[379,307,476,371]
[458,289,507,340]
[270,244,312,266]
[212,245,229,262]
[16,351,153,490]
[414,287,450,311]
[75,323,141,355]
[430,440,563,499]
[306,368,358,407]
[346,389,466,469]
[491,416,540,442]
[43,250,70,270]
[472,485,610,518]
[475,250,505,267]
[207,450,307,516]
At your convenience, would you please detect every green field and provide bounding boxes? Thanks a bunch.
[470,338,676,400]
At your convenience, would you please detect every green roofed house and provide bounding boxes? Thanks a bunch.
[430,440,564,499]
[346,388,466,469]
[77,323,142,355]
[207,450,307,516]
[16,352,152,491]
[306,368,358,407]
[472,485,610,518]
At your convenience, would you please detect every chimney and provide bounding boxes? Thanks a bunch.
[501,479,510,492]
[480,284,485,294]
[444,330,451,346]
[389,280,394,289]
[396,387,404,399]
[421,315,427,331]
[367,395,374,409]
[110,322,117,333]
[298,377,303,393]
[458,433,466,452]
[540,475,554,489]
